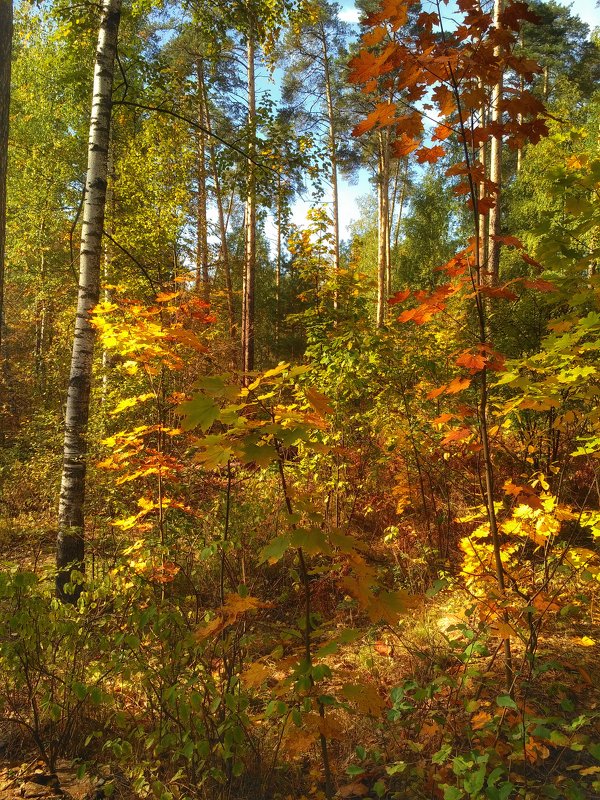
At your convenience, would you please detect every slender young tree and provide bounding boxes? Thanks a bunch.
[196,57,210,303]
[203,78,236,343]
[319,18,341,292]
[280,1,355,314]
[57,0,122,599]
[241,21,257,376]
[376,128,390,327]
[0,0,12,357]
[352,0,421,326]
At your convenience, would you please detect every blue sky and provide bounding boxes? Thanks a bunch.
[290,0,600,239]
[339,0,600,27]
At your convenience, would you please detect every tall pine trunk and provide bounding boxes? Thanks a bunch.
[241,25,256,377]
[376,129,390,328]
[320,24,340,308]
[516,30,524,174]
[275,177,282,347]
[196,58,210,304]
[203,79,235,345]
[392,157,408,255]
[478,89,489,271]
[0,0,12,358]
[57,0,122,599]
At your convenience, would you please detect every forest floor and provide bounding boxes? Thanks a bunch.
[1,521,599,799]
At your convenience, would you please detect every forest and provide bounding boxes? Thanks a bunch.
[0,0,599,798]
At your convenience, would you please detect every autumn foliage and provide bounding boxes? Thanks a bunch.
[0,1,599,799]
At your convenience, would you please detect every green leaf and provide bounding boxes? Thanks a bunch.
[496,695,518,710]
[346,765,365,776]
[177,395,219,432]
[195,443,233,470]
[589,742,600,761]
[426,578,449,598]
[72,682,87,701]
[339,628,363,644]
[463,763,486,795]
[259,535,291,565]
[432,744,452,764]
[385,762,406,776]
[197,375,225,394]
[290,527,332,555]
[442,786,463,800]
[330,529,368,553]
[315,640,339,658]
[239,440,278,467]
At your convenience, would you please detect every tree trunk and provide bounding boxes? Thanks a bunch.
[276,176,282,348]
[0,0,12,358]
[487,0,503,285]
[35,217,47,393]
[203,80,235,344]
[516,30,524,174]
[478,89,489,271]
[102,142,115,399]
[376,130,389,328]
[320,24,340,309]
[388,160,399,296]
[196,58,210,304]
[57,0,122,600]
[392,157,408,255]
[241,25,256,377]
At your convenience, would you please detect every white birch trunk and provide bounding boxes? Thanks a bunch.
[57,0,122,599]
[487,0,503,285]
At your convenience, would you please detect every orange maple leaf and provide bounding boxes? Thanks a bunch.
[432,84,456,117]
[388,288,411,305]
[392,133,420,157]
[456,350,486,372]
[446,376,471,394]
[427,385,447,400]
[522,278,556,292]
[353,101,397,136]
[415,145,445,164]
[441,427,471,445]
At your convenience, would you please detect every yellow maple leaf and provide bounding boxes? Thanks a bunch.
[579,636,596,647]
[342,683,386,716]
[471,710,492,730]
[241,661,272,688]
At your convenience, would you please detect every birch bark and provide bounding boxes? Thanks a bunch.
[487,0,503,285]
[57,0,122,599]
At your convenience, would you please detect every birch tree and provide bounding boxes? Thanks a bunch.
[57,0,122,599]
[487,0,503,285]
